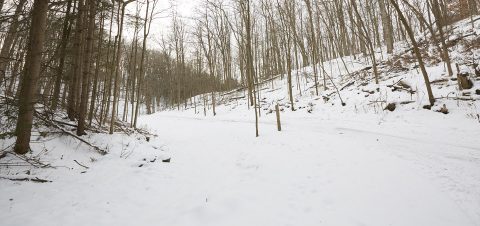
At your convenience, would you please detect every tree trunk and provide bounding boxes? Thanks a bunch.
[51,0,73,111]
[99,1,116,126]
[390,0,435,106]
[379,0,394,54]
[431,0,454,77]
[14,0,49,155]
[88,9,105,127]
[304,0,319,95]
[77,0,96,136]
[134,0,155,128]
[68,0,85,121]
[110,2,131,134]
[0,0,27,87]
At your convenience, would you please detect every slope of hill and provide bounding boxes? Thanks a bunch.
[184,16,480,124]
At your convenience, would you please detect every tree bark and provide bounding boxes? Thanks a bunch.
[68,0,85,121]
[77,0,96,135]
[14,0,49,155]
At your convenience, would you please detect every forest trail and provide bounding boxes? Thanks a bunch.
[134,111,480,226]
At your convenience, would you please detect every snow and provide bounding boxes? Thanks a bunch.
[2,107,480,226]
[1,14,480,226]
[139,109,480,226]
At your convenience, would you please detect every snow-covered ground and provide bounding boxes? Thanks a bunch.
[1,15,480,226]
[1,106,480,226]
[143,108,480,226]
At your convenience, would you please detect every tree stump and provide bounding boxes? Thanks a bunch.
[456,64,473,90]
[384,103,396,112]
[458,72,474,89]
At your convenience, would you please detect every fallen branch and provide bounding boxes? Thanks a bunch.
[73,160,89,169]
[399,101,415,105]
[34,111,108,155]
[0,176,52,183]
[5,151,52,168]
[340,81,355,91]
[435,96,479,101]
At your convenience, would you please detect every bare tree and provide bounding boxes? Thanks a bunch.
[14,0,49,154]
[77,0,97,136]
[133,0,157,128]
[390,0,435,105]
[51,0,74,111]
[110,0,134,134]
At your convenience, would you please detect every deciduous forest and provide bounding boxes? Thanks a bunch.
[1,0,480,225]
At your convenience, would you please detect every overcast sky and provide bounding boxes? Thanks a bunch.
[123,0,199,49]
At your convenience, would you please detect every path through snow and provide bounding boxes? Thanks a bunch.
[2,110,480,226]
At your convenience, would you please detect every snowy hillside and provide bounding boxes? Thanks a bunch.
[194,16,480,123]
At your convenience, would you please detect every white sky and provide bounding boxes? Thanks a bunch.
[123,0,199,49]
